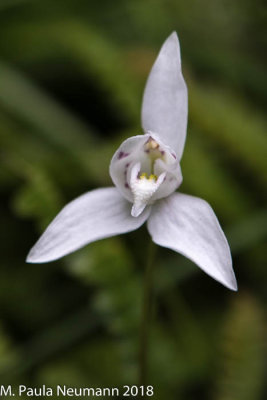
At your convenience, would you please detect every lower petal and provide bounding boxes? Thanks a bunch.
[27,187,150,263]
[147,192,237,291]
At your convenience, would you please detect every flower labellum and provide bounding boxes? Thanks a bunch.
[27,32,237,291]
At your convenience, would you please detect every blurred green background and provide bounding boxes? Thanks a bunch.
[0,0,266,399]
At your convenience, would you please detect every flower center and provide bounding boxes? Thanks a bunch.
[140,172,158,180]
[144,137,165,173]
[132,172,159,202]
[129,157,166,217]
[110,133,182,217]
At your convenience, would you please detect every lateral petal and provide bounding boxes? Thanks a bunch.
[27,187,150,263]
[147,192,237,290]
[109,135,149,202]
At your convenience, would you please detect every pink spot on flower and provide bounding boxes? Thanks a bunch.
[171,153,176,159]
[118,151,129,160]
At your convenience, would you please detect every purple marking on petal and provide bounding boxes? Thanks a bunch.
[126,163,130,167]
[171,153,177,159]
[145,149,150,153]
[161,150,165,155]
[125,183,129,189]
[118,151,130,160]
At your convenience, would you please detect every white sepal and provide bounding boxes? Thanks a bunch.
[147,192,237,291]
[141,32,188,160]
[27,187,150,263]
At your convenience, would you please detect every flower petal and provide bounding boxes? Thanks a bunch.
[109,135,149,202]
[152,157,182,201]
[147,193,237,290]
[27,187,150,263]
[141,32,188,160]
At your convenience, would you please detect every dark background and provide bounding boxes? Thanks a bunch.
[0,1,266,399]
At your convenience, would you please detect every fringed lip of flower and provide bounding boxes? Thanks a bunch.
[26,32,238,292]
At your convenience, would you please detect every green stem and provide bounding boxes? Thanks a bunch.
[138,240,156,387]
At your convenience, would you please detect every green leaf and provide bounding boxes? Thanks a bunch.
[215,293,265,400]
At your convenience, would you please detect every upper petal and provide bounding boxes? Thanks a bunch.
[27,187,150,263]
[141,32,188,160]
[147,192,237,291]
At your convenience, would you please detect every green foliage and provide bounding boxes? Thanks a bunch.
[215,293,265,400]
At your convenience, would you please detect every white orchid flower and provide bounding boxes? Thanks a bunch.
[27,32,237,291]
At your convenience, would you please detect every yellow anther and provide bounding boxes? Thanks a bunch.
[140,172,148,179]
[139,172,158,181]
[148,174,158,181]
